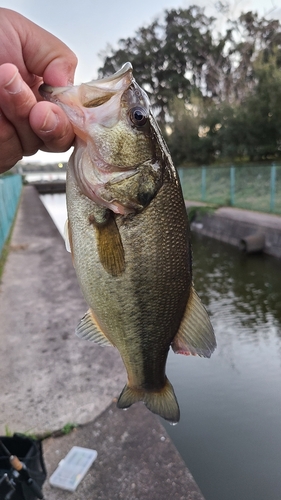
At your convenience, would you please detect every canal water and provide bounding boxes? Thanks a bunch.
[41,194,281,500]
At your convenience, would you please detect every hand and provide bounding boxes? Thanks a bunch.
[0,8,78,173]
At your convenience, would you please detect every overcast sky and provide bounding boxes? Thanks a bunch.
[2,0,280,164]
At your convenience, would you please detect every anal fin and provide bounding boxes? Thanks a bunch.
[76,309,114,347]
[172,285,216,358]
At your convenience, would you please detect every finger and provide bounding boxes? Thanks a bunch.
[29,101,75,153]
[9,9,78,86]
[0,64,42,156]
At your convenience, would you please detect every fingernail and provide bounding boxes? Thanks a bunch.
[4,70,22,94]
[40,109,59,132]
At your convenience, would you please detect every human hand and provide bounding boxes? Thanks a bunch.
[0,8,78,173]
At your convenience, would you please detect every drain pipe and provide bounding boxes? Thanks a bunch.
[240,232,266,254]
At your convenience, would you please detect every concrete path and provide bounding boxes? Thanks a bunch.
[186,201,281,230]
[214,206,281,230]
[0,186,125,435]
[0,186,205,500]
[43,402,203,500]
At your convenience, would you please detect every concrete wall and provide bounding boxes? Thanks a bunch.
[187,203,281,259]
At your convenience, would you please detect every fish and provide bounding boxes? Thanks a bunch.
[40,63,216,423]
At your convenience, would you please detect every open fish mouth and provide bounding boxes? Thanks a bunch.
[39,62,133,103]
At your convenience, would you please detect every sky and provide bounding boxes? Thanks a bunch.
[2,0,281,165]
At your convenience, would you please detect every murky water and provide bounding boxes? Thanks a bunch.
[41,194,281,500]
[164,233,281,500]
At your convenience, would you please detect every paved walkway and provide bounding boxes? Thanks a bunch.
[0,186,205,500]
[0,186,125,435]
[44,402,203,500]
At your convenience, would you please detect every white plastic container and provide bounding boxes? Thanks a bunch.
[49,446,98,491]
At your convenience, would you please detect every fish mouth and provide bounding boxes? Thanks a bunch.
[89,62,133,85]
[39,62,154,215]
[39,62,133,100]
[39,83,56,98]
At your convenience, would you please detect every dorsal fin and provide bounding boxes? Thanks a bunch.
[172,285,216,358]
[76,309,114,347]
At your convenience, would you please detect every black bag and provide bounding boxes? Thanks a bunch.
[0,434,46,500]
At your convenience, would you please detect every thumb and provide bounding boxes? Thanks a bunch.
[10,9,77,86]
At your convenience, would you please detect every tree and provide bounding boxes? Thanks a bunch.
[226,11,281,102]
[98,6,281,163]
[99,6,232,122]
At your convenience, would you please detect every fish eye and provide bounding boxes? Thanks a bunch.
[129,106,148,127]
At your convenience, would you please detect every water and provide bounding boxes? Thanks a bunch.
[26,171,66,183]
[40,193,67,236]
[41,194,281,500]
[164,234,281,500]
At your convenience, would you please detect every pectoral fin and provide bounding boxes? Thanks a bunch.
[64,219,71,253]
[64,219,75,267]
[172,286,216,358]
[76,309,114,347]
[90,211,125,276]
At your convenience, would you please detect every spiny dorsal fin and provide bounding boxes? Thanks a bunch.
[91,212,125,277]
[172,285,216,358]
[76,309,114,347]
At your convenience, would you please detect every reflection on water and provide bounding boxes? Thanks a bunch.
[41,195,281,500]
[26,171,66,183]
[164,233,281,500]
[40,194,67,236]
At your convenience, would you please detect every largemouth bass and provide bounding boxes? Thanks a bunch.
[40,63,216,423]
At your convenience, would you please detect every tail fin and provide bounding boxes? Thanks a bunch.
[117,378,180,424]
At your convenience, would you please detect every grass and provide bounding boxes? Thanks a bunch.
[3,422,78,441]
[0,231,13,280]
[187,204,217,222]
[4,425,13,437]
[61,422,78,435]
